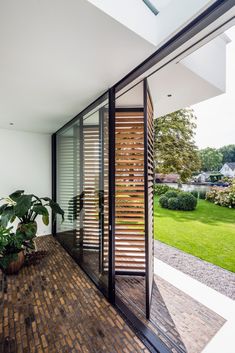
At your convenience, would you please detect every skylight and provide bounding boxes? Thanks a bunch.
[143,0,159,16]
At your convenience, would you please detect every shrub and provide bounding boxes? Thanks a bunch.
[154,184,170,195]
[190,190,198,199]
[168,197,179,210]
[164,190,179,199]
[206,187,218,203]
[206,185,235,208]
[178,192,197,211]
[159,191,197,211]
[199,190,206,200]
[159,196,168,209]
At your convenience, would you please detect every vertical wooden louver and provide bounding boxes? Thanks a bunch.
[115,111,146,273]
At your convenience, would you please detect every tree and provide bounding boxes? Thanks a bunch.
[154,108,201,182]
[199,147,223,172]
[219,145,235,164]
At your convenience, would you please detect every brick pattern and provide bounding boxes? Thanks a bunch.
[0,236,149,353]
[116,274,226,353]
[155,275,225,353]
[116,276,184,353]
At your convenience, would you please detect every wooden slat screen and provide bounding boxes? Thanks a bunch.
[115,111,146,273]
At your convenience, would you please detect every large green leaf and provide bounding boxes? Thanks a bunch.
[0,207,14,227]
[32,195,42,204]
[42,197,51,202]
[9,190,24,201]
[42,214,49,226]
[14,195,33,218]
[32,205,48,216]
[47,199,64,221]
[0,204,8,215]
[42,197,64,221]
[32,205,49,225]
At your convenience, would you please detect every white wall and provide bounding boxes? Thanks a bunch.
[0,128,51,235]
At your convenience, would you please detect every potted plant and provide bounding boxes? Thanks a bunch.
[0,190,64,255]
[0,223,25,274]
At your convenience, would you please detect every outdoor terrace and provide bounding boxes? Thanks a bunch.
[0,236,149,353]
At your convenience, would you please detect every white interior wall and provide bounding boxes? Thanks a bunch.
[0,128,51,235]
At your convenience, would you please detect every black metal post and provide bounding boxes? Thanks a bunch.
[108,87,116,304]
[79,117,84,261]
[51,133,57,236]
[143,78,150,319]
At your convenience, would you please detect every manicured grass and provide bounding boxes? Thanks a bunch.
[154,197,235,272]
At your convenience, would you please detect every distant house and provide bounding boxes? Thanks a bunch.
[194,171,223,183]
[220,163,235,178]
[194,172,211,183]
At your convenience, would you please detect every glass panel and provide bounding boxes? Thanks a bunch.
[56,94,109,295]
[56,124,80,253]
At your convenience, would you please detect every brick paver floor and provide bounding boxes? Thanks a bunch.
[116,274,226,353]
[0,236,150,353]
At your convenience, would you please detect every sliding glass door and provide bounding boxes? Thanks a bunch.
[54,84,154,314]
[56,94,109,295]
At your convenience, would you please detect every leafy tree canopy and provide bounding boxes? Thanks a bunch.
[219,144,235,164]
[199,147,223,172]
[154,108,201,182]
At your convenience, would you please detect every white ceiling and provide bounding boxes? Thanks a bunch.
[116,33,228,117]
[148,60,223,117]
[116,58,224,117]
[0,0,155,134]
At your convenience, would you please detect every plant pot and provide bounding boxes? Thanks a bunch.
[5,251,25,275]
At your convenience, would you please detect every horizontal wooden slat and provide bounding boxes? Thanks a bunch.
[115,110,146,272]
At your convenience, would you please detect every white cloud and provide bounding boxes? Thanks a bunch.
[192,25,235,149]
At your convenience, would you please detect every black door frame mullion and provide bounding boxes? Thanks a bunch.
[108,87,116,304]
[51,133,57,236]
[99,108,105,273]
[79,117,84,261]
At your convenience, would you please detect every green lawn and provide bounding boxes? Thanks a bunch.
[154,196,235,272]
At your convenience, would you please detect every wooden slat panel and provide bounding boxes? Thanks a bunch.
[115,111,146,273]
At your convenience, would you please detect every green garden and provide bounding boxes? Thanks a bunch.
[154,195,235,273]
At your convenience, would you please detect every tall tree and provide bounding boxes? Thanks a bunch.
[154,108,201,182]
[219,145,235,164]
[199,147,223,172]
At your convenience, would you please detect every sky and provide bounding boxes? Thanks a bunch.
[192,25,235,149]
